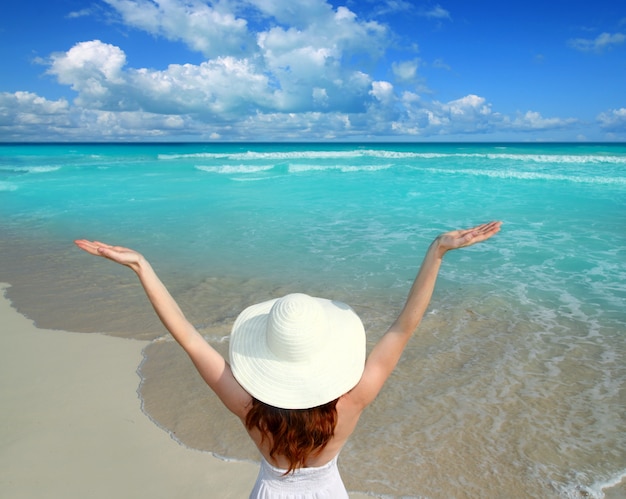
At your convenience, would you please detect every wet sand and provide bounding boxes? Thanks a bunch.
[0,282,370,499]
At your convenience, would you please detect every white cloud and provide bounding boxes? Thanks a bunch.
[392,59,419,82]
[597,108,626,131]
[255,3,387,77]
[99,1,387,116]
[0,92,69,139]
[0,86,583,141]
[48,0,389,118]
[0,92,69,126]
[509,111,577,130]
[47,41,127,108]
[250,0,334,27]
[368,0,413,17]
[312,87,329,107]
[386,94,579,138]
[138,57,275,116]
[103,0,252,58]
[46,41,273,115]
[382,94,495,136]
[7,91,69,114]
[66,8,96,19]
[258,27,338,81]
[0,0,596,141]
[427,95,494,132]
[445,94,490,116]
[369,81,394,104]
[568,32,626,53]
[420,4,451,20]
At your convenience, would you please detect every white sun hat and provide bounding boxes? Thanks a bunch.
[229,293,366,409]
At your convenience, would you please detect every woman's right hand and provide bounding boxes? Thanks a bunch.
[74,240,145,272]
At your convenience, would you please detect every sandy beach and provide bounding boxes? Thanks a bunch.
[0,282,369,499]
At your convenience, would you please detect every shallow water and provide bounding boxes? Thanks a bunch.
[1,142,625,497]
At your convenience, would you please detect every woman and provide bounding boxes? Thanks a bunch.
[75,221,501,498]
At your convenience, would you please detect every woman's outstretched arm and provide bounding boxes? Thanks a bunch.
[347,221,502,408]
[74,240,251,418]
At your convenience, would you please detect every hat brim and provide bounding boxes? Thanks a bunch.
[229,296,366,409]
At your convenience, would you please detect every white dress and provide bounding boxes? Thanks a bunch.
[249,454,349,498]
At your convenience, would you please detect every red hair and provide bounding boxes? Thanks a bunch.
[245,397,338,474]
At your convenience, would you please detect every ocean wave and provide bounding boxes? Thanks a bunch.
[195,164,275,174]
[159,153,229,160]
[195,163,393,174]
[23,166,62,173]
[0,165,62,174]
[557,468,626,498]
[422,167,626,185]
[465,153,626,164]
[288,163,392,173]
[161,150,372,160]
[160,150,449,161]
[160,149,626,164]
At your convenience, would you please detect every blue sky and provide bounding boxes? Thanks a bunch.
[1,0,625,141]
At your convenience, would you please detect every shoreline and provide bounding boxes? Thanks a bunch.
[1,225,624,497]
[0,282,370,498]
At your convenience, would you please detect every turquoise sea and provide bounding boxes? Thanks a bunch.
[1,142,625,498]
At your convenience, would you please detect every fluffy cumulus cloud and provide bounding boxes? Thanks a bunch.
[47,41,128,107]
[0,91,69,116]
[46,0,387,120]
[0,92,71,139]
[47,40,276,117]
[103,0,252,58]
[386,94,579,138]
[0,0,589,140]
[0,90,198,141]
[388,94,495,136]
